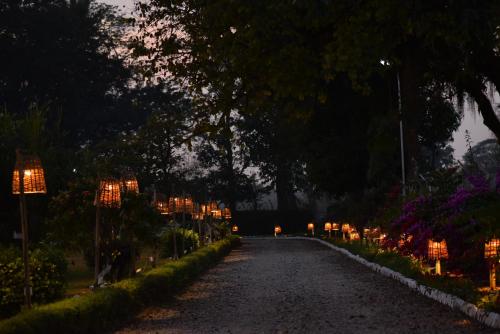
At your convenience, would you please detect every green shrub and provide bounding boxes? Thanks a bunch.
[0,246,67,318]
[0,237,240,334]
[159,228,199,258]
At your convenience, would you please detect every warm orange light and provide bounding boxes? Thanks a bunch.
[324,222,332,231]
[122,176,139,194]
[331,223,339,231]
[485,239,500,259]
[212,209,222,219]
[97,179,121,208]
[427,239,448,260]
[274,225,282,234]
[231,225,239,233]
[341,224,350,233]
[307,223,314,231]
[350,232,360,240]
[168,197,194,213]
[12,155,47,194]
[223,207,232,219]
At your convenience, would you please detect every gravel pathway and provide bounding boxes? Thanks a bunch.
[114,238,497,334]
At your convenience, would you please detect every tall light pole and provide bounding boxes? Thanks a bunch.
[381,60,406,197]
[397,73,406,197]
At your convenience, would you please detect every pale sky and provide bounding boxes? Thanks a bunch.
[99,0,495,161]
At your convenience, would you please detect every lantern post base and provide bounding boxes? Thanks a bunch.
[490,262,497,290]
[435,259,441,275]
[328,230,331,239]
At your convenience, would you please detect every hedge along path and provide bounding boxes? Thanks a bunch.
[0,237,241,334]
[290,237,500,329]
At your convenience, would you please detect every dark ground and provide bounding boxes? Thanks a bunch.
[114,238,497,334]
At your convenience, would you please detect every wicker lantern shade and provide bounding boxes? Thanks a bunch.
[427,239,448,260]
[97,179,121,208]
[485,239,500,290]
[168,197,194,213]
[212,209,222,219]
[223,208,232,219]
[122,176,139,194]
[341,224,350,233]
[12,155,46,194]
[156,201,170,215]
[428,239,448,275]
[307,223,314,231]
[324,222,332,231]
[331,223,339,231]
[232,225,239,233]
[274,225,282,235]
[350,232,360,241]
[485,239,500,259]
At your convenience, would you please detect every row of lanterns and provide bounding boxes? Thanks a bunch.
[154,196,231,220]
[313,217,500,289]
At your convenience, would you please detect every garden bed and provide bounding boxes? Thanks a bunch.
[0,236,240,334]
[303,237,500,328]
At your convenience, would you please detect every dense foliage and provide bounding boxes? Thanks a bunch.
[0,247,67,318]
[0,237,239,334]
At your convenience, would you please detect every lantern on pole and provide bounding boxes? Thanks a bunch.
[223,207,232,219]
[274,225,282,237]
[307,223,314,236]
[12,151,47,308]
[427,239,448,275]
[231,225,239,233]
[94,178,121,286]
[341,224,350,240]
[97,179,121,208]
[324,222,332,238]
[122,175,139,194]
[350,231,360,241]
[485,239,500,290]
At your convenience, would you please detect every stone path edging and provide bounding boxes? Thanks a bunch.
[285,236,500,329]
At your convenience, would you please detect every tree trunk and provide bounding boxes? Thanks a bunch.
[275,160,297,212]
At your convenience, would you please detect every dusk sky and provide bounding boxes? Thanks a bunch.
[100,0,495,160]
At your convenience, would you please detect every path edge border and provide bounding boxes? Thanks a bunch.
[288,236,500,329]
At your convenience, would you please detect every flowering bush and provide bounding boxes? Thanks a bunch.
[383,169,500,278]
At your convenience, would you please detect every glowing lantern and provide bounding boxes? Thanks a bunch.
[211,209,222,219]
[156,201,170,215]
[169,197,194,213]
[485,239,500,290]
[427,239,448,275]
[122,176,139,194]
[350,232,360,241]
[12,151,47,308]
[324,222,332,238]
[307,223,315,236]
[363,228,370,237]
[12,154,47,194]
[231,225,239,233]
[341,224,350,240]
[97,179,121,208]
[485,239,500,258]
[223,207,232,219]
[331,223,339,231]
[274,225,282,237]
